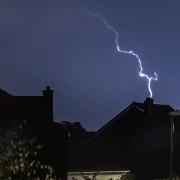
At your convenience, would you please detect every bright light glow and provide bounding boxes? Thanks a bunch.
[82,8,158,98]
[68,170,130,180]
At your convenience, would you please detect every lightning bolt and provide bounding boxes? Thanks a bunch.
[81,8,158,98]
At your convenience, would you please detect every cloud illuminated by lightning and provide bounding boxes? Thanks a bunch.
[81,8,158,98]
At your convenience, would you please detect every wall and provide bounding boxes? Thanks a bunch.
[68,171,130,180]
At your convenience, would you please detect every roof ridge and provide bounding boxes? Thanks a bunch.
[0,88,12,96]
[86,102,142,144]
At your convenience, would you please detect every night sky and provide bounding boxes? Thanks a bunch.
[1,0,180,130]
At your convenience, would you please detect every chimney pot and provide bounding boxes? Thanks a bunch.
[43,86,53,96]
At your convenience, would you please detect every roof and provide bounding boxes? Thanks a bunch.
[0,87,54,127]
[87,98,174,144]
[0,89,12,96]
[69,98,177,178]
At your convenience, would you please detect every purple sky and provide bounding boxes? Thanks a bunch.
[1,0,180,130]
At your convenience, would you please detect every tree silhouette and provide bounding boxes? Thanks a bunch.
[0,121,57,180]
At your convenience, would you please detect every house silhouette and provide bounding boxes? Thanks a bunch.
[0,86,53,129]
[0,86,67,180]
[2,87,180,179]
[69,98,180,180]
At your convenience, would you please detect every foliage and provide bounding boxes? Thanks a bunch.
[0,121,57,180]
[78,171,134,180]
[81,173,97,180]
[121,172,134,180]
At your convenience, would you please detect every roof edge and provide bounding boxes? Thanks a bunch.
[86,102,141,144]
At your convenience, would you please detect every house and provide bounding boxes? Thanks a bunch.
[69,98,180,180]
[0,86,53,130]
[68,170,130,180]
[0,86,68,180]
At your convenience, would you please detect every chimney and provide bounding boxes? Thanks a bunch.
[43,86,54,122]
[43,86,53,97]
[144,97,153,117]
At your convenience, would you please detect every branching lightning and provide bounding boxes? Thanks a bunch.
[82,8,158,98]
